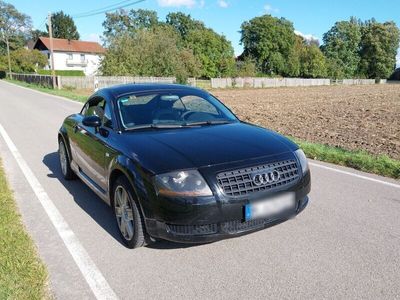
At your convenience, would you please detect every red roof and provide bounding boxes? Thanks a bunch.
[34,37,106,54]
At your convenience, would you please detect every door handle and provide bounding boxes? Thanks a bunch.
[73,124,79,133]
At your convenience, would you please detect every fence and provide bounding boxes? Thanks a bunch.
[9,73,389,90]
[9,73,176,90]
[341,79,376,85]
[210,77,385,89]
[60,75,176,90]
[9,73,59,89]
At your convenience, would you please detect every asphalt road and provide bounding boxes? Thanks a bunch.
[0,80,399,300]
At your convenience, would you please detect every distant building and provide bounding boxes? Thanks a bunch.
[33,37,106,75]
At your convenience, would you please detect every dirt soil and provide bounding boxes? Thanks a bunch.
[213,84,400,160]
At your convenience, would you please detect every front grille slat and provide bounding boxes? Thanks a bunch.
[216,159,299,197]
[166,224,218,236]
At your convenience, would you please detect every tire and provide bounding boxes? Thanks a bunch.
[112,176,146,249]
[58,139,75,180]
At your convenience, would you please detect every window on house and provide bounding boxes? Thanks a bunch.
[80,54,85,62]
[68,53,73,60]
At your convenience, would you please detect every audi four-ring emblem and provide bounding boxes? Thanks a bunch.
[252,170,280,186]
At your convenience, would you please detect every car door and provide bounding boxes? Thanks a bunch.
[73,96,114,192]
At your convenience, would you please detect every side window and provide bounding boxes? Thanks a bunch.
[103,102,113,128]
[84,101,99,117]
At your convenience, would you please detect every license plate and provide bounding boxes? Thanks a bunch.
[244,192,295,221]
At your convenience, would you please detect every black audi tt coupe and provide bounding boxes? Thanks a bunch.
[58,84,311,248]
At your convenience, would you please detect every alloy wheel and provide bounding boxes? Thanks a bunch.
[114,185,135,240]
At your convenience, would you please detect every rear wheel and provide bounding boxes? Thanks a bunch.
[113,176,146,249]
[58,139,75,180]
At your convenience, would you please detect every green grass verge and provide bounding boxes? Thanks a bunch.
[3,78,400,179]
[0,160,49,299]
[4,79,88,102]
[292,138,400,179]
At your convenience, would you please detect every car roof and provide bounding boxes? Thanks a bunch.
[99,83,204,99]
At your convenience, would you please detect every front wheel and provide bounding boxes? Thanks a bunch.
[113,176,146,249]
[58,139,75,180]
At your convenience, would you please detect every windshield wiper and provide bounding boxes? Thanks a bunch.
[184,120,234,126]
[125,124,183,131]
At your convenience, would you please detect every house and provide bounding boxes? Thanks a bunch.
[33,37,106,75]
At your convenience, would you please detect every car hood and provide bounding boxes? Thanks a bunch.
[120,122,298,174]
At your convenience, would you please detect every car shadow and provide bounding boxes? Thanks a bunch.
[43,151,126,246]
[43,151,202,250]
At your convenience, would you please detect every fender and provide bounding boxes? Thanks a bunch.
[108,155,155,220]
[58,126,73,164]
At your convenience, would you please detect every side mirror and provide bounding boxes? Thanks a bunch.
[82,115,101,128]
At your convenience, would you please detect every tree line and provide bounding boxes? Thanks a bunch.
[0,0,399,81]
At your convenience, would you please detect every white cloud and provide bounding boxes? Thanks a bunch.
[218,0,228,8]
[264,3,279,13]
[294,30,319,43]
[157,0,196,8]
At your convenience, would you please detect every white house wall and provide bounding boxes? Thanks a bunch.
[43,51,103,75]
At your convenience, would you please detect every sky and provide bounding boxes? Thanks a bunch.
[8,0,400,64]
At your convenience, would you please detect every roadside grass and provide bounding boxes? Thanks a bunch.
[3,79,400,179]
[0,160,49,299]
[4,78,89,102]
[292,138,400,179]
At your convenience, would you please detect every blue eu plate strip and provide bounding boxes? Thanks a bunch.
[245,204,252,221]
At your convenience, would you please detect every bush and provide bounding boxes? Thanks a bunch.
[37,69,85,76]
[0,70,6,79]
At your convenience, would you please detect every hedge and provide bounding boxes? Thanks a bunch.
[0,70,6,79]
[37,70,85,76]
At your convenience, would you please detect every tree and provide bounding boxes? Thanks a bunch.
[240,15,297,76]
[0,48,47,72]
[235,57,258,77]
[30,29,48,41]
[102,10,235,79]
[299,44,327,78]
[359,20,400,79]
[47,11,79,40]
[321,17,362,78]
[100,27,200,83]
[0,0,32,73]
[166,12,204,39]
[166,12,235,78]
[185,28,235,78]
[103,9,158,41]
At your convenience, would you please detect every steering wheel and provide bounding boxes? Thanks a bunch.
[181,110,196,121]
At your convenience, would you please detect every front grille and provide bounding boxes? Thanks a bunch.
[166,223,218,236]
[216,159,299,197]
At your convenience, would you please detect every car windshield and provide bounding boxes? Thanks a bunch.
[117,90,238,130]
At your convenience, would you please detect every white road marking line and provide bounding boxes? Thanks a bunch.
[309,162,400,189]
[0,124,118,300]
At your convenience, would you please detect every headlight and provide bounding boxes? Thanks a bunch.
[154,170,213,197]
[295,149,309,174]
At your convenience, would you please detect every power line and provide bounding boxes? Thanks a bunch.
[72,0,146,19]
[72,0,134,18]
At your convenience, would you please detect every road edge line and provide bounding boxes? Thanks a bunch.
[0,123,118,300]
[309,162,400,189]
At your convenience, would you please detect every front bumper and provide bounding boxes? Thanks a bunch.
[144,168,311,244]
[146,195,309,243]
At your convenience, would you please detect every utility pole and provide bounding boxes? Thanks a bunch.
[48,12,56,89]
[5,35,12,79]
